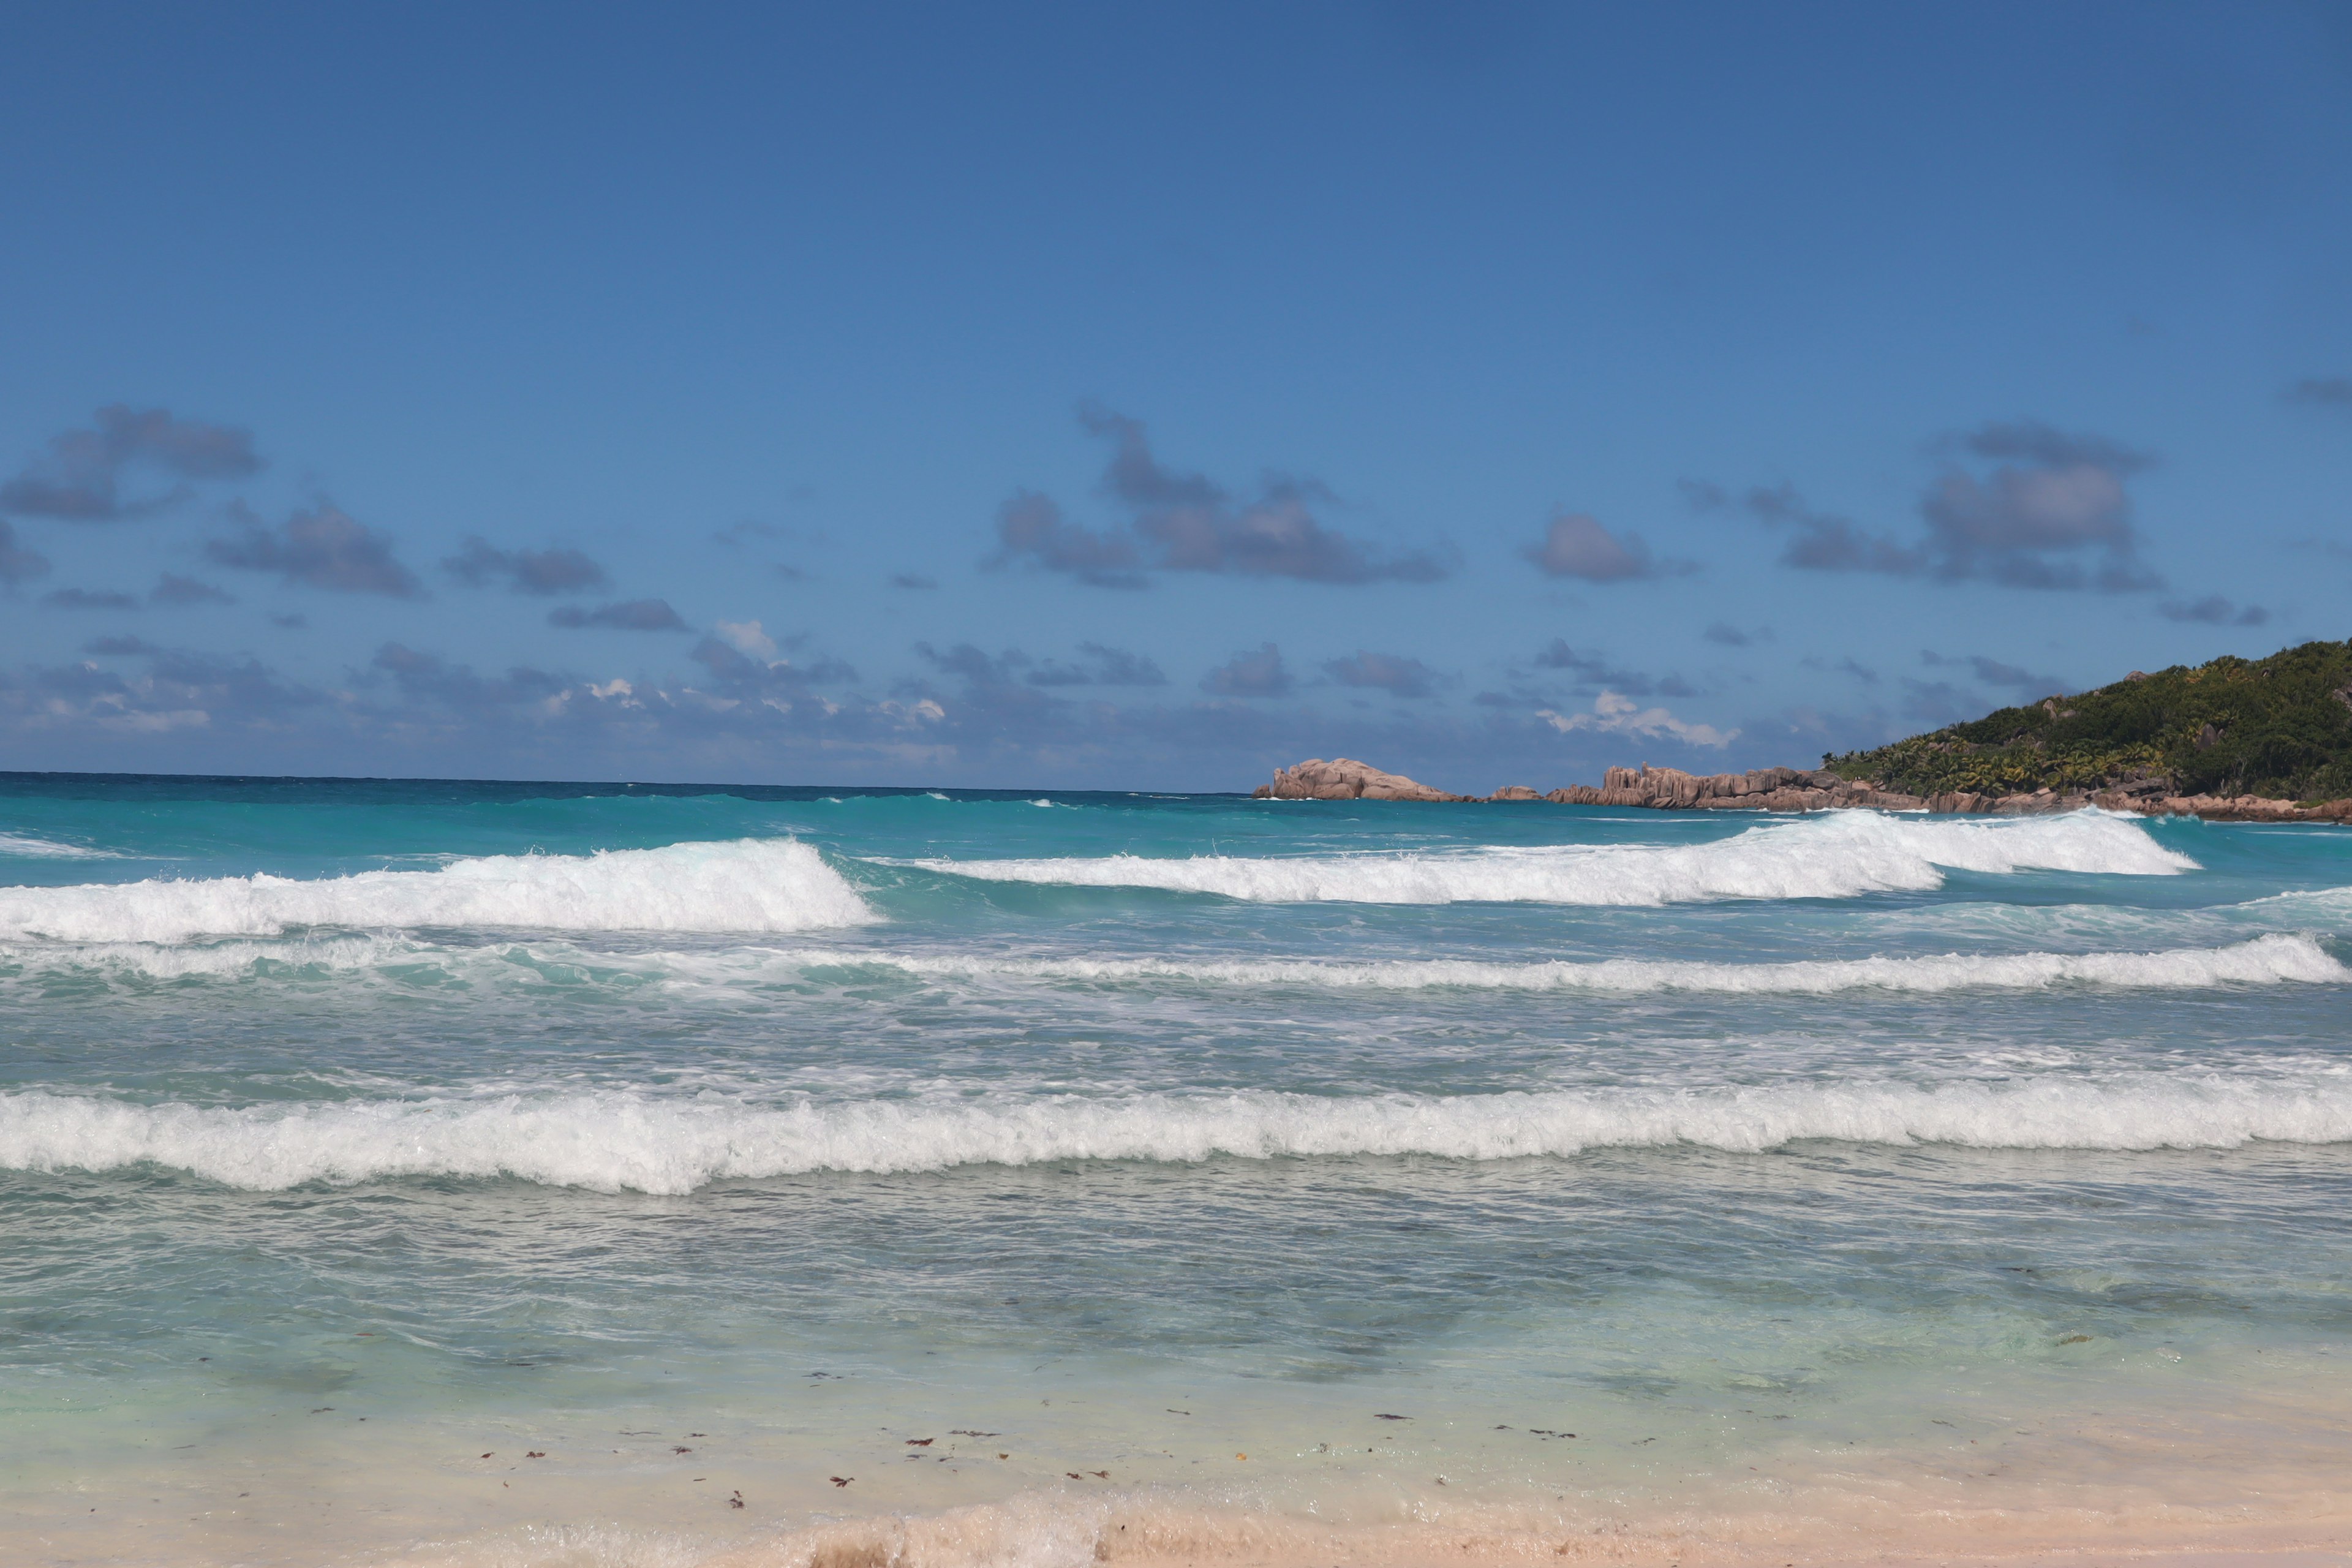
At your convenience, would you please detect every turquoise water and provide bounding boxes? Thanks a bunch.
[3,774,2349,1564]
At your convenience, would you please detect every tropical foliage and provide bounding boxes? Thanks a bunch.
[1825,639,2352,802]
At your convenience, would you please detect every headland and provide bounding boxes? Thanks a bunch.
[1256,638,2352,824]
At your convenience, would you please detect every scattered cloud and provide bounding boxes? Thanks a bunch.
[2159,595,2269,625]
[151,573,235,606]
[989,407,1450,587]
[1798,655,1880,685]
[2285,376,2352,407]
[0,521,48,585]
[903,644,1064,735]
[1200,643,1292,696]
[1539,690,1736,748]
[1524,511,1684,582]
[889,573,939,590]
[206,501,424,597]
[1693,480,1926,575]
[0,628,1898,788]
[548,598,690,631]
[916,643,1023,685]
[715,620,780,660]
[442,537,610,595]
[1689,421,2160,592]
[0,641,323,737]
[373,643,565,711]
[270,613,308,630]
[1899,679,1981,726]
[689,619,855,689]
[1703,621,1770,647]
[988,491,1147,589]
[1529,641,1695,698]
[42,587,141,611]
[1322,650,1444,698]
[1919,650,2068,694]
[1918,422,2158,590]
[0,405,262,521]
[1077,642,1166,687]
[1024,642,1168,687]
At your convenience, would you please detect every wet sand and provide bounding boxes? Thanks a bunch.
[13,1375,2347,1568]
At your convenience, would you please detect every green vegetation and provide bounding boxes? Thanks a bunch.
[1824,639,2352,803]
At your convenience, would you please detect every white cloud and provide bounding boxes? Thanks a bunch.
[715,619,778,660]
[1539,689,1738,748]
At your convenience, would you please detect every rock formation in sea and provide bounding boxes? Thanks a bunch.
[1253,758,1471,802]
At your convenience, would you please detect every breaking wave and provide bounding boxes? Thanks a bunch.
[6,1074,2348,1193]
[0,839,873,943]
[780,933,2346,994]
[0,832,115,859]
[8,933,2334,997]
[901,810,2196,905]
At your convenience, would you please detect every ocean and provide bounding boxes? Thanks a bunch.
[2,773,2347,1566]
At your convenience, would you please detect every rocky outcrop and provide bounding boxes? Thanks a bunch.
[2102,791,2352,823]
[1539,764,1929,813]
[1252,758,2352,822]
[1254,758,1471,802]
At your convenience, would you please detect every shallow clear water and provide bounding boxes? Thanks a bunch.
[2,774,2348,1564]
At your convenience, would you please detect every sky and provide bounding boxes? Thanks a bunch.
[2,1,2349,791]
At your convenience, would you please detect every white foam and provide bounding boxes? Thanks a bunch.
[13,930,2330,997]
[0,832,114,859]
[7,1074,2346,1194]
[0,934,417,978]
[0,839,874,944]
[900,810,2196,905]
[1881,882,2352,951]
[778,933,2346,994]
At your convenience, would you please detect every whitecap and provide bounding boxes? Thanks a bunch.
[764,933,2345,995]
[6,1072,2346,1193]
[0,832,116,859]
[897,810,2196,906]
[0,838,874,944]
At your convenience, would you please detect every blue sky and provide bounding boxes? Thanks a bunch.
[2,1,2348,789]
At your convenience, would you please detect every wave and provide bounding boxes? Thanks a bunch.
[12,932,2332,997]
[1879,883,2352,951]
[899,810,2196,906]
[0,839,874,944]
[0,832,115,859]
[6,1074,2347,1193]
[0,933,435,979]
[779,933,2346,994]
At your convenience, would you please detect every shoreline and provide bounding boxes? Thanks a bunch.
[1255,758,2352,824]
[18,1353,2352,1568]
[25,1469,2351,1568]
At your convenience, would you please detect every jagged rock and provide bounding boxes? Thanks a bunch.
[1254,758,1469,802]
[1926,791,1991,814]
[1486,785,1542,802]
